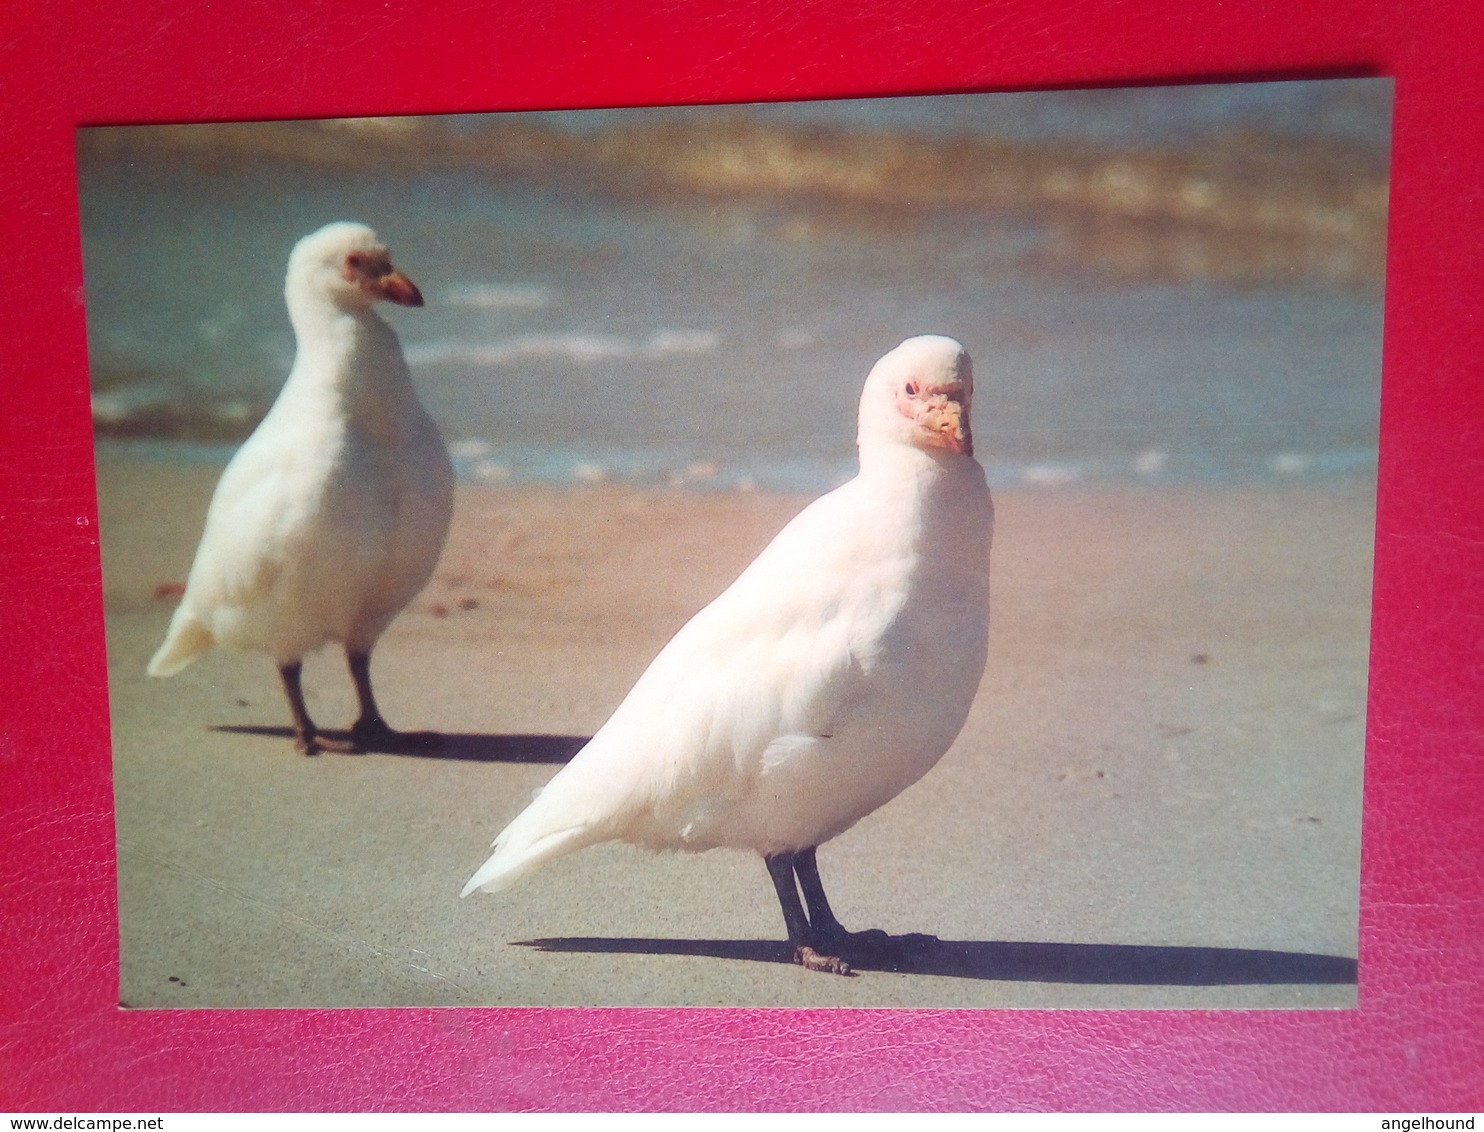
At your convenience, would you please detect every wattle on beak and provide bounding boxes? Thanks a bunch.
[920,397,971,456]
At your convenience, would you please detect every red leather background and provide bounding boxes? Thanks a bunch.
[1,0,1480,1112]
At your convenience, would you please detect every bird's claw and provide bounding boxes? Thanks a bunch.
[802,928,940,972]
[793,946,855,976]
[294,730,359,756]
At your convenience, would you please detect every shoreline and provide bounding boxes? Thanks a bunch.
[99,451,1373,1008]
[92,434,1385,496]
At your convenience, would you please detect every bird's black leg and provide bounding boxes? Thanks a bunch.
[346,649,391,747]
[794,846,938,964]
[765,852,811,943]
[792,846,849,940]
[278,661,354,755]
[346,648,442,751]
[765,851,853,976]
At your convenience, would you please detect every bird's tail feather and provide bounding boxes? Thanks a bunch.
[459,824,597,897]
[147,614,214,677]
[460,727,644,897]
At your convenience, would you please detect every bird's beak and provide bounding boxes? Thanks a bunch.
[368,270,424,307]
[920,396,972,457]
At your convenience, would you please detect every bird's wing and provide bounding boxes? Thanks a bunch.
[176,416,340,625]
[147,435,301,674]
[462,479,904,893]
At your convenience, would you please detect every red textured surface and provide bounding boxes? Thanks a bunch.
[1,0,1481,1113]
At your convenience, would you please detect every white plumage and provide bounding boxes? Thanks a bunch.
[463,334,993,973]
[148,221,454,755]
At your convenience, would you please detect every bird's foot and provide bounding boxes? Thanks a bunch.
[349,717,444,753]
[294,729,359,756]
[813,927,940,967]
[792,945,855,976]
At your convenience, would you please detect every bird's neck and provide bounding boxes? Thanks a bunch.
[858,438,963,486]
[283,296,418,439]
[289,286,380,349]
[857,440,992,547]
[288,294,406,384]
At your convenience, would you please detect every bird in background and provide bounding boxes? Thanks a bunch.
[463,334,993,975]
[148,221,455,756]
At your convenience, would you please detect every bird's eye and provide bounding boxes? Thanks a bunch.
[905,381,919,396]
[347,253,364,270]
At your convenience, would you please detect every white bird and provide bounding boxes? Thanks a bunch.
[148,221,455,756]
[463,335,993,974]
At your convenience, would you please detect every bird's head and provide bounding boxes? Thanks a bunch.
[858,335,975,459]
[286,221,424,312]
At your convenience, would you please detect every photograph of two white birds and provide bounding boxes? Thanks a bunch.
[84,80,1385,1008]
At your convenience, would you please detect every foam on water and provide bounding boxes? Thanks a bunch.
[404,329,720,369]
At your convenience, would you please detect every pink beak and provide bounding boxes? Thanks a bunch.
[918,396,972,456]
[368,270,424,307]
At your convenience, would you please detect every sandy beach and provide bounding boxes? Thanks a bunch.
[99,451,1371,1009]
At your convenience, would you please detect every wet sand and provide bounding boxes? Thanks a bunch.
[99,452,1372,1008]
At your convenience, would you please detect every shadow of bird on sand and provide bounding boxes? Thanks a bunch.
[515,935,1357,985]
[209,725,588,763]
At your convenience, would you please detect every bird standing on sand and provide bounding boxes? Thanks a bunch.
[463,335,993,975]
[148,222,455,755]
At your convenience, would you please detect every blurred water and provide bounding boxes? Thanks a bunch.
[79,80,1389,492]
[532,81,1392,149]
